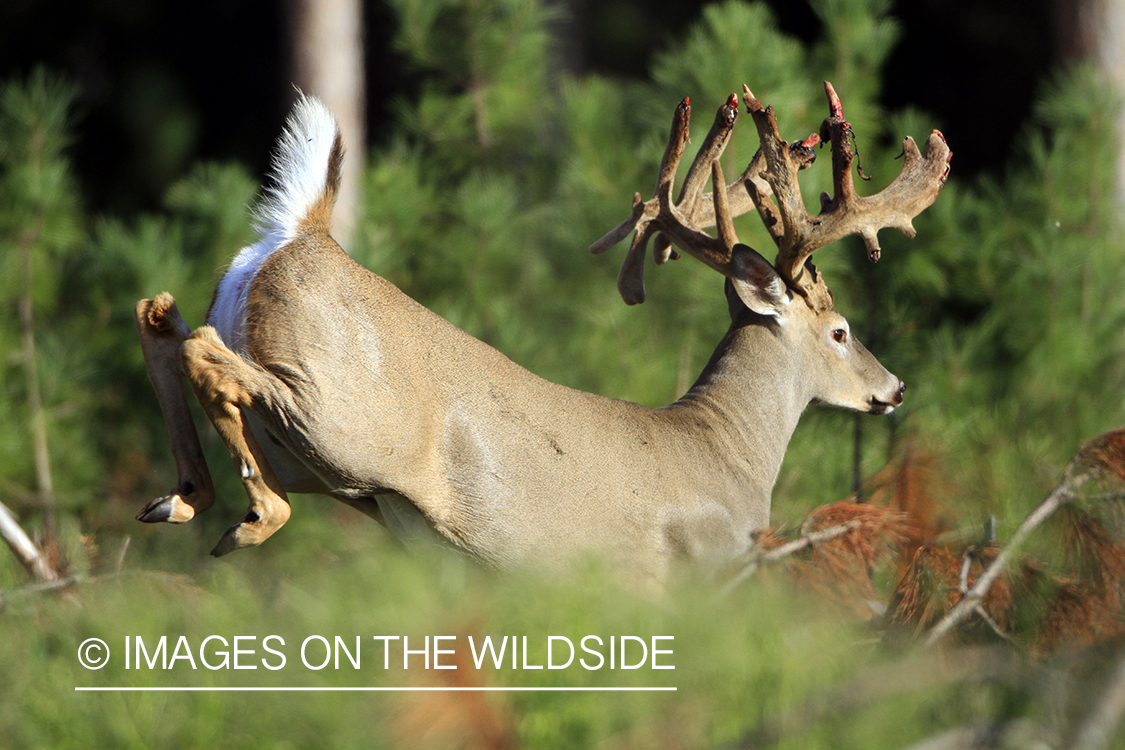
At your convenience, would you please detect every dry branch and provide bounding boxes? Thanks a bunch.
[722,518,865,595]
[925,476,1080,646]
[925,428,1125,647]
[722,501,907,604]
[0,500,58,583]
[898,720,1048,750]
[0,568,199,607]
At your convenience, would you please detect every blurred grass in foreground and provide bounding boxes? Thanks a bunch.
[3,504,1124,749]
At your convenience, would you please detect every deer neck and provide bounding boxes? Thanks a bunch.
[666,315,811,500]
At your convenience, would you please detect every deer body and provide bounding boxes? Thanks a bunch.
[136,88,948,582]
[213,227,850,573]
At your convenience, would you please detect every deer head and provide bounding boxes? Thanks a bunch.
[591,82,951,414]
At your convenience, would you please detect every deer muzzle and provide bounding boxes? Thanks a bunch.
[870,380,906,415]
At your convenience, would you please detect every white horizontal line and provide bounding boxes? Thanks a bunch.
[75,686,676,692]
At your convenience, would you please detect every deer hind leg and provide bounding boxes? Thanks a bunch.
[181,325,292,557]
[135,294,217,524]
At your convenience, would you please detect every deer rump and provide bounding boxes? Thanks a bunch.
[135,88,949,584]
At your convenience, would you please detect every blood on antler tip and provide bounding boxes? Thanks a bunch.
[679,97,691,123]
[799,133,821,149]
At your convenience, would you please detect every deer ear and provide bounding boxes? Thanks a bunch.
[727,244,789,320]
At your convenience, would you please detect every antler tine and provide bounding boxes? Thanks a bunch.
[657,97,693,209]
[742,86,810,254]
[591,97,691,304]
[759,81,952,312]
[652,157,741,276]
[590,95,742,304]
[740,85,817,235]
[677,94,740,223]
[653,92,741,265]
[588,98,690,261]
[711,159,739,254]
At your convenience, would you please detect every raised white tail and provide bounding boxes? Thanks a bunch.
[210,95,342,351]
[254,93,341,242]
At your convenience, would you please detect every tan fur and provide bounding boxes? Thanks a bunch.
[181,326,292,555]
[136,229,902,579]
[134,91,931,583]
[135,295,215,524]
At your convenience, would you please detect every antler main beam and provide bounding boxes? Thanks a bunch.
[591,81,953,312]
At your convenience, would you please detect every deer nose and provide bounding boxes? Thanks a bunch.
[894,381,906,405]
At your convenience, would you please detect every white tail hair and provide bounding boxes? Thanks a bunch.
[254,93,340,242]
[208,93,342,350]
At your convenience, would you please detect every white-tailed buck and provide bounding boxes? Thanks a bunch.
[135,82,950,582]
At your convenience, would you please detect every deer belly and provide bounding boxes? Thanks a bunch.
[244,411,330,493]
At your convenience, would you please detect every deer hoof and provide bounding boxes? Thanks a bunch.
[137,493,198,524]
[210,511,283,557]
[211,524,251,557]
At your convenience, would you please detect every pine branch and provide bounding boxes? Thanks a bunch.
[925,471,1086,647]
[721,518,865,595]
[729,647,1019,749]
[927,428,1125,646]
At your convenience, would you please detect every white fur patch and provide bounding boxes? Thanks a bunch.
[209,235,276,352]
[253,94,339,244]
[208,94,340,350]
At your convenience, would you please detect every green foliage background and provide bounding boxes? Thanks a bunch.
[2,0,1125,747]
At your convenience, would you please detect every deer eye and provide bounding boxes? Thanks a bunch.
[832,328,848,344]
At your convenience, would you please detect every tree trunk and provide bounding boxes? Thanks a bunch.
[19,198,56,540]
[1056,0,1125,206]
[287,0,366,246]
